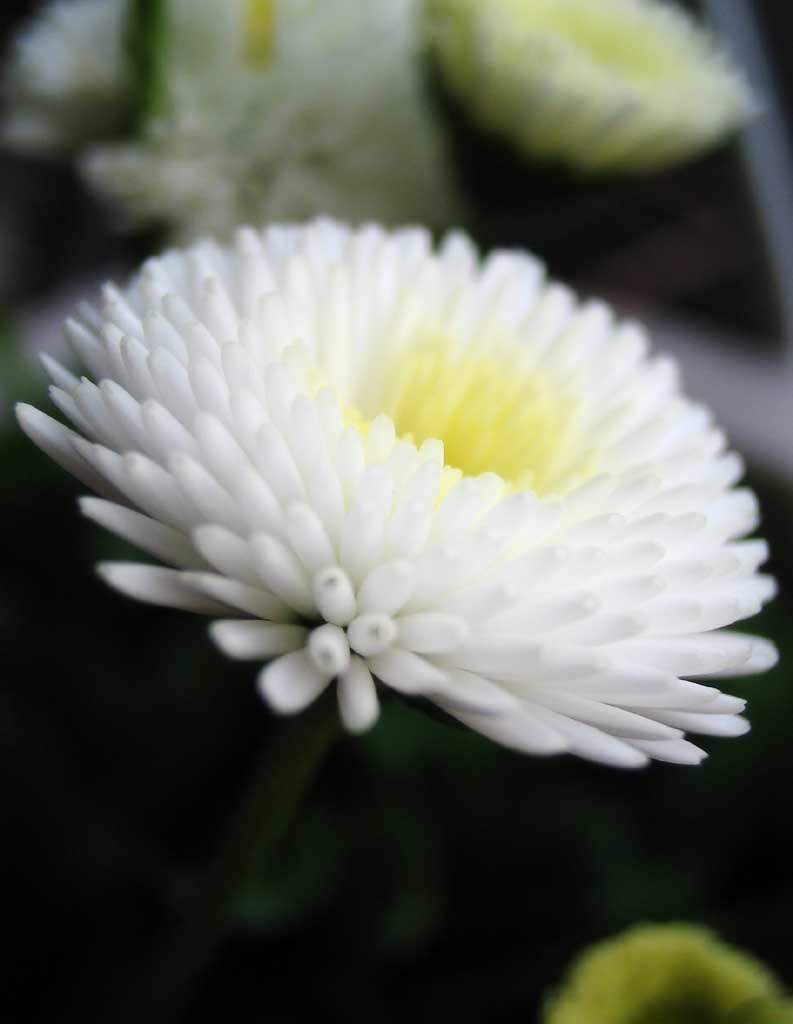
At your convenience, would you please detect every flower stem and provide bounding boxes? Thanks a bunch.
[121,697,339,1024]
[124,0,169,129]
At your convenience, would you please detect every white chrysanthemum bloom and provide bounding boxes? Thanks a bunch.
[78,0,459,237]
[427,0,754,174]
[2,0,130,152]
[17,220,777,767]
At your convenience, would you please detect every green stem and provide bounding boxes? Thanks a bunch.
[121,697,339,1024]
[124,0,169,130]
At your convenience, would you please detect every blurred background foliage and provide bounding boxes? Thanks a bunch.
[1,1,792,1022]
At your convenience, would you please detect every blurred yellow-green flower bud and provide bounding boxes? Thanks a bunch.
[543,924,784,1024]
[427,0,754,175]
[726,998,793,1024]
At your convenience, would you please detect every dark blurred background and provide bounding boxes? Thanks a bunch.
[1,2,792,1022]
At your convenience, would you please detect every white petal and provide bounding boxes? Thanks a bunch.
[688,693,746,714]
[148,347,195,424]
[253,423,305,504]
[39,353,79,392]
[340,495,388,584]
[357,560,415,615]
[97,562,230,614]
[80,497,201,569]
[49,383,98,438]
[170,454,247,533]
[250,533,314,616]
[307,624,351,676]
[16,404,120,500]
[183,572,294,621]
[529,707,650,768]
[285,502,336,574]
[396,612,468,654]
[446,705,569,756]
[338,657,380,733]
[629,739,708,765]
[530,690,683,742]
[312,567,357,626]
[367,647,447,694]
[193,524,261,587]
[347,613,397,658]
[432,669,518,714]
[64,318,108,380]
[641,709,750,737]
[85,448,197,530]
[560,613,645,646]
[711,635,778,676]
[210,620,307,659]
[562,668,715,708]
[257,650,331,714]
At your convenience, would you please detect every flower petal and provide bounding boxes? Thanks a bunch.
[257,650,331,714]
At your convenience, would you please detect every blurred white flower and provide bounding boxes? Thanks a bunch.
[2,0,130,152]
[3,0,459,236]
[18,219,776,766]
[428,0,754,173]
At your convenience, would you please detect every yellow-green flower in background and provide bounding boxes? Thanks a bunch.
[427,0,754,175]
[544,924,784,1024]
[2,0,459,238]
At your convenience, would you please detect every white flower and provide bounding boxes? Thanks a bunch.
[3,0,458,235]
[18,219,776,767]
[2,0,130,152]
[427,0,754,174]
[91,0,461,235]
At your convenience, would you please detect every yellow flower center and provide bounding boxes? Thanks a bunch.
[353,335,597,496]
[244,0,276,66]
